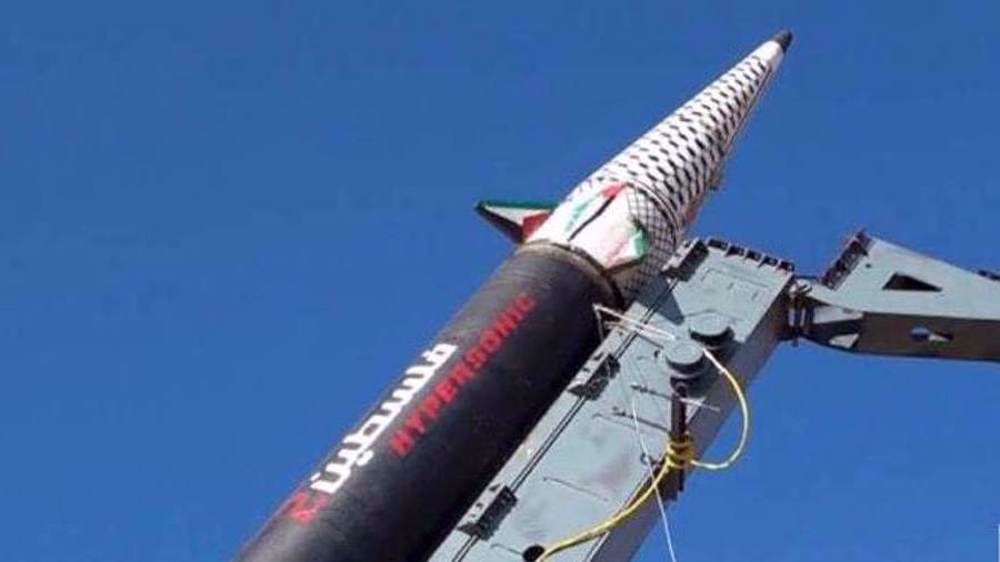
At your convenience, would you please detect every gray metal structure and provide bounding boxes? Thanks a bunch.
[794,230,1000,361]
[429,231,999,562]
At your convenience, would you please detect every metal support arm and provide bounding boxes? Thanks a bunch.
[794,231,1000,362]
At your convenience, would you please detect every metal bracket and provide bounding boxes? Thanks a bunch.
[567,354,620,400]
[794,231,1000,361]
[458,485,519,540]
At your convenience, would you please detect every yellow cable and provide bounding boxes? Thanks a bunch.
[691,350,750,471]
[535,349,749,561]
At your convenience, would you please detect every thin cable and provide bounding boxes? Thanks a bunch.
[596,304,750,469]
[608,352,677,562]
[536,359,748,560]
[628,398,680,562]
[535,413,688,561]
[628,382,722,413]
[537,309,752,561]
[690,349,749,471]
[616,349,678,562]
[594,304,681,343]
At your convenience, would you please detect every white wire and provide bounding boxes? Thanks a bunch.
[628,397,680,562]
[590,302,752,559]
[593,304,682,343]
[599,302,680,562]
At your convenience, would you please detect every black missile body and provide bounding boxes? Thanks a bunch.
[238,247,615,562]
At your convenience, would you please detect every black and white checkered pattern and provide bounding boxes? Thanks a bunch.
[568,41,780,300]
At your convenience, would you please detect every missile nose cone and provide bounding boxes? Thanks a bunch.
[771,30,793,52]
[530,32,791,301]
[751,30,791,71]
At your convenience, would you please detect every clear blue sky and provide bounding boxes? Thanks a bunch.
[2,2,998,561]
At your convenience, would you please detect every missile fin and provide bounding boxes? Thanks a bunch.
[606,226,650,274]
[475,200,555,243]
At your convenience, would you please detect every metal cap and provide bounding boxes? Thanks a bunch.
[663,340,706,377]
[689,314,733,348]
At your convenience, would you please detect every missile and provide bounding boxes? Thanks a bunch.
[236,30,792,562]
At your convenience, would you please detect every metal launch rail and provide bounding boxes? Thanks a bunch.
[429,232,1000,562]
